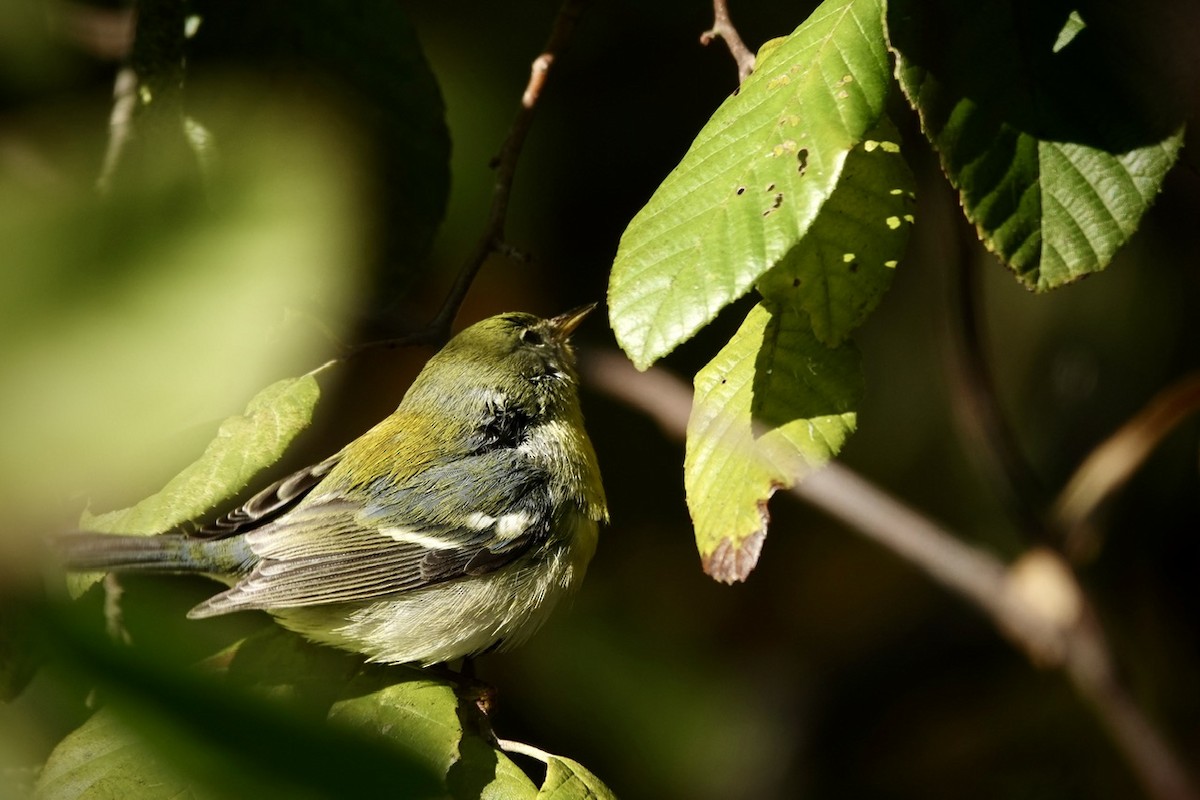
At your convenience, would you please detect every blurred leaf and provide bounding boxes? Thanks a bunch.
[68,375,322,598]
[189,0,451,301]
[609,0,890,369]
[685,303,860,582]
[35,610,443,799]
[0,87,365,548]
[537,755,617,800]
[35,707,202,800]
[887,0,1184,290]
[757,115,915,345]
[0,601,40,702]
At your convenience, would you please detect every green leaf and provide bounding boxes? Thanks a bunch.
[685,303,860,582]
[537,755,618,800]
[68,374,321,598]
[81,375,320,536]
[888,0,1184,290]
[609,0,891,368]
[35,708,201,800]
[757,114,915,345]
[329,673,538,800]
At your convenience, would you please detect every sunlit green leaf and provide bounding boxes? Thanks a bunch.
[35,708,200,800]
[68,375,322,597]
[757,115,915,345]
[609,0,890,368]
[685,303,859,581]
[537,755,618,800]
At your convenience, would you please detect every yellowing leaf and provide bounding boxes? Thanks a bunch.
[685,303,860,582]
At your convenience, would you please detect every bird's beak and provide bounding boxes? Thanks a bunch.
[546,302,598,343]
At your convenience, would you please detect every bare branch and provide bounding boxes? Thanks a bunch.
[582,348,1199,800]
[422,0,590,345]
[1056,371,1200,560]
[700,0,756,84]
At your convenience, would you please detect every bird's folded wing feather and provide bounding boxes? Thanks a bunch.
[190,454,344,539]
[197,450,554,611]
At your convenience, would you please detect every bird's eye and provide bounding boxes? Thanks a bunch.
[520,328,544,346]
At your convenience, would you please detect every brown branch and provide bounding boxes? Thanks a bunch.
[1055,371,1200,560]
[700,0,756,84]
[581,348,1199,800]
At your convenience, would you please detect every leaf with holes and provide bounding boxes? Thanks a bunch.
[609,0,891,368]
[887,0,1184,290]
[685,303,860,582]
[757,114,915,345]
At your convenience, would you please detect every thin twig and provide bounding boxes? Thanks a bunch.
[1055,371,1200,560]
[946,214,1051,543]
[581,349,1198,800]
[700,0,756,83]
[421,0,590,346]
[96,66,139,194]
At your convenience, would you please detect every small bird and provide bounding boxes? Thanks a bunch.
[57,307,608,666]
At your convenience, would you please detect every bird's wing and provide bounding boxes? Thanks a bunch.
[189,454,343,540]
[190,450,554,614]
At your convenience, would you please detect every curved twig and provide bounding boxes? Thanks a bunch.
[1055,371,1200,560]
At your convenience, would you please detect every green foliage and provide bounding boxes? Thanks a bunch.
[685,304,860,581]
[887,0,1184,289]
[607,0,1185,578]
[31,620,608,800]
[536,755,617,800]
[608,0,892,369]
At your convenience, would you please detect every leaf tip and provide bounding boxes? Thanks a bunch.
[702,527,767,584]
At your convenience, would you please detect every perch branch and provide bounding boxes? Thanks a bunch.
[582,349,1198,800]
[700,0,756,83]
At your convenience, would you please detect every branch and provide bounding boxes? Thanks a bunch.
[421,0,590,345]
[1055,371,1200,560]
[581,349,1199,800]
[700,0,756,84]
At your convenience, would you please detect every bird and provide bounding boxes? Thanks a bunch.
[56,306,608,666]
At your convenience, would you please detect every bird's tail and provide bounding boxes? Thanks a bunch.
[53,532,221,574]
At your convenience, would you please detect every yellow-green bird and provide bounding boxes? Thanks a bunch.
[58,307,607,666]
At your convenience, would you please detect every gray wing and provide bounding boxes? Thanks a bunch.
[188,451,554,616]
